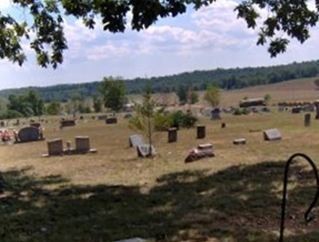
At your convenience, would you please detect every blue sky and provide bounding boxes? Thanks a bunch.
[0,0,318,90]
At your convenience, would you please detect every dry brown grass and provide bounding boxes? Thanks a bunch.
[2,96,319,241]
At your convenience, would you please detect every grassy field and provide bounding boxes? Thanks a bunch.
[1,110,319,242]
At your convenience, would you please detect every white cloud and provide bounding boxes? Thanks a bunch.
[0,0,11,10]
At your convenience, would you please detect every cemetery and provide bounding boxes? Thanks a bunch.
[0,109,319,242]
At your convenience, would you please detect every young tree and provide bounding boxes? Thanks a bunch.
[129,86,156,157]
[100,77,126,112]
[0,1,314,68]
[177,85,188,105]
[204,85,221,107]
[264,94,272,106]
[46,101,62,115]
[93,96,103,113]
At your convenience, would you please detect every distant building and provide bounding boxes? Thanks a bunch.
[239,98,265,108]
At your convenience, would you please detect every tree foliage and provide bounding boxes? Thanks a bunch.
[7,90,44,117]
[100,77,126,112]
[46,101,61,115]
[204,85,220,107]
[129,86,156,156]
[0,0,318,67]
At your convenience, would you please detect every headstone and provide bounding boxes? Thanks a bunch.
[0,121,4,127]
[168,127,177,143]
[60,119,76,128]
[47,139,63,156]
[137,144,156,157]
[129,135,144,148]
[315,100,319,119]
[291,107,301,114]
[221,122,226,128]
[197,125,206,139]
[106,117,117,124]
[263,128,282,141]
[185,143,214,163]
[17,127,41,142]
[233,138,246,145]
[75,136,90,153]
[211,108,221,120]
[304,113,311,127]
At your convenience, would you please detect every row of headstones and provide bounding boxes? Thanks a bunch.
[167,126,206,143]
[46,136,96,156]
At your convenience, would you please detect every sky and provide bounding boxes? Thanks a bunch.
[0,0,318,90]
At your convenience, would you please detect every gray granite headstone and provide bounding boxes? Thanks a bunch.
[129,135,144,148]
[263,128,282,141]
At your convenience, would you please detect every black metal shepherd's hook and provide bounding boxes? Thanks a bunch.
[279,153,319,242]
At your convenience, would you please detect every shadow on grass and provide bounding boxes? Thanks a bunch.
[0,160,319,242]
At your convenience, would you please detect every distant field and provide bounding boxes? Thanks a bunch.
[220,77,319,106]
[1,111,319,241]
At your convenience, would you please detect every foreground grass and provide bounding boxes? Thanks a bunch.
[0,112,319,241]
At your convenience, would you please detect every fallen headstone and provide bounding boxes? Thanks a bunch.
[129,135,144,148]
[263,128,282,141]
[137,144,156,157]
[185,143,214,163]
[233,138,246,145]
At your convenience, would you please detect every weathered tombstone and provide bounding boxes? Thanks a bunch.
[185,143,214,163]
[17,127,41,143]
[106,117,117,124]
[315,100,319,119]
[129,135,144,148]
[137,144,156,157]
[168,127,177,143]
[60,119,76,128]
[291,107,301,114]
[47,139,63,156]
[233,138,246,145]
[211,108,221,120]
[304,113,311,127]
[263,128,282,141]
[75,136,90,153]
[0,121,4,127]
[197,125,206,139]
[221,122,226,128]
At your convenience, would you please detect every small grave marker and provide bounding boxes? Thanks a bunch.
[168,127,177,143]
[304,113,311,127]
[106,117,117,124]
[197,125,206,139]
[263,128,282,141]
[233,138,246,145]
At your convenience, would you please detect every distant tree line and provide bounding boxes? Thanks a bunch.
[0,60,318,103]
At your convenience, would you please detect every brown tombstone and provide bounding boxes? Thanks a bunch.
[304,113,311,127]
[221,122,226,128]
[60,119,76,128]
[197,125,206,139]
[315,100,319,119]
[168,127,177,143]
[106,117,117,124]
[47,139,63,156]
[75,136,90,153]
